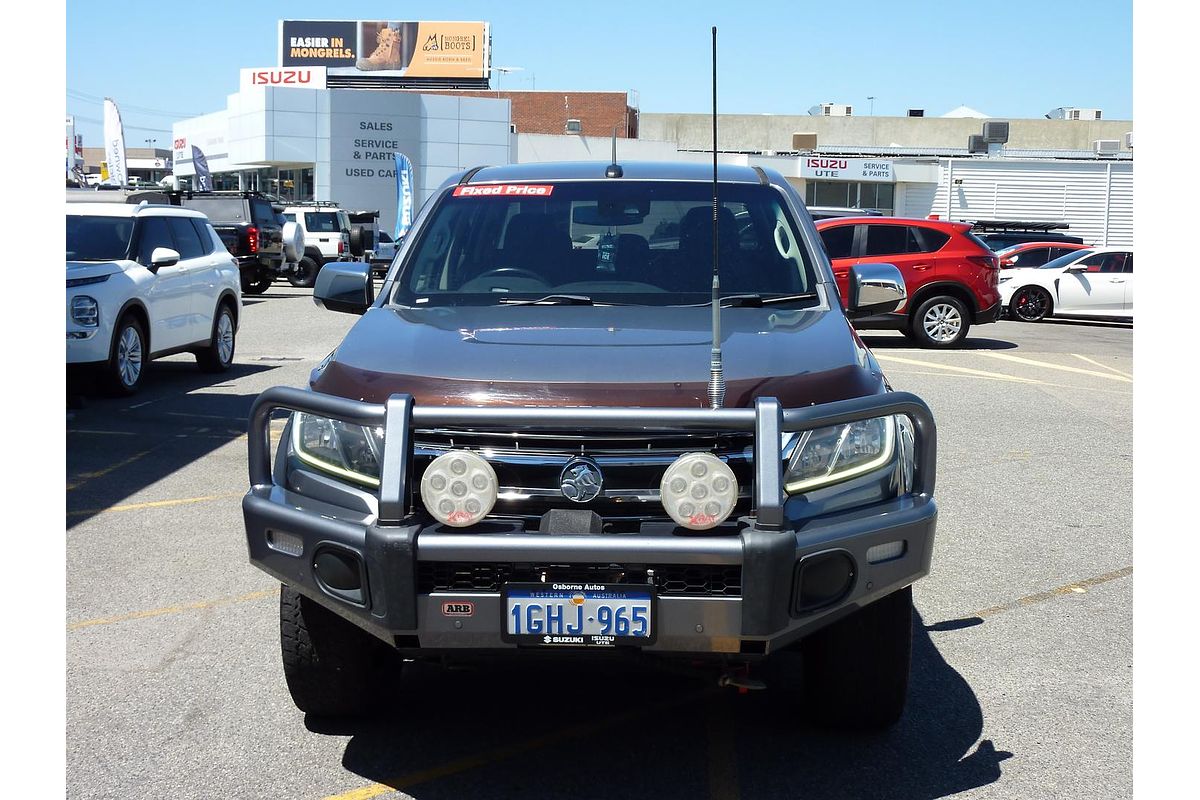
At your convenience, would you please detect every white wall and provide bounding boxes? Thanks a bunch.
[931,159,1133,246]
[173,88,514,233]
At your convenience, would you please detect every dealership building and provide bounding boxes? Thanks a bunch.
[167,18,1132,245]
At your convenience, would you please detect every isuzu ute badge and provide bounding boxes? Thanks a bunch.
[560,458,604,502]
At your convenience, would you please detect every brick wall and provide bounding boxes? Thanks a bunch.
[410,90,638,138]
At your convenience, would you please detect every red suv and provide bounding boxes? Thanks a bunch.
[815,216,1001,348]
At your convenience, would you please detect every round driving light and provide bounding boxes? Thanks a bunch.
[660,453,738,530]
[421,450,498,527]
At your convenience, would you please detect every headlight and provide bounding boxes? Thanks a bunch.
[71,295,99,327]
[783,415,896,494]
[291,412,383,487]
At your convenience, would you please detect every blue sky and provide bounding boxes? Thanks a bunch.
[64,0,1132,148]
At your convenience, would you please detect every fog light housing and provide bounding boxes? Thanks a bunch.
[420,450,498,527]
[660,452,738,531]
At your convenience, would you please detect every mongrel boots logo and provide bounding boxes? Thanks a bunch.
[423,33,476,52]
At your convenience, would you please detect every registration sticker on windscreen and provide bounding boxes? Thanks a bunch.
[502,583,654,647]
[452,184,554,197]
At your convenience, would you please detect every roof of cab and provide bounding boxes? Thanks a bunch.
[460,160,771,185]
[66,202,206,219]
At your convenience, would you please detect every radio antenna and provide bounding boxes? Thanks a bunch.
[707,26,725,410]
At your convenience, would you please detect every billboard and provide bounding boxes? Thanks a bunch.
[279,20,489,79]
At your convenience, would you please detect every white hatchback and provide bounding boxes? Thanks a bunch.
[999,247,1134,322]
[66,202,242,394]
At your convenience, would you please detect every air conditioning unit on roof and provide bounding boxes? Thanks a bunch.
[1125,131,1133,149]
[982,121,1009,143]
[1093,139,1120,154]
[968,134,987,154]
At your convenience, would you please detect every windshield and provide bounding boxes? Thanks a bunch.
[1040,249,1093,269]
[391,181,818,307]
[66,215,134,261]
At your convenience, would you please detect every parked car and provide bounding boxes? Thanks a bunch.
[995,241,1091,269]
[369,230,398,277]
[971,223,1085,251]
[66,200,241,394]
[1000,247,1133,321]
[815,216,1001,347]
[242,161,939,730]
[178,192,286,295]
[806,206,884,220]
[281,203,356,288]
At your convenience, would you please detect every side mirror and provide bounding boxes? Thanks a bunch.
[348,225,366,258]
[314,261,374,314]
[281,221,303,262]
[1065,263,1090,273]
[846,262,906,319]
[149,247,180,271]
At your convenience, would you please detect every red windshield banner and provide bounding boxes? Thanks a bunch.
[452,184,555,197]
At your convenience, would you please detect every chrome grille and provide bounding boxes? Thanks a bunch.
[412,428,755,521]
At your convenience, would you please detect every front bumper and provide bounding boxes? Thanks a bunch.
[242,390,938,657]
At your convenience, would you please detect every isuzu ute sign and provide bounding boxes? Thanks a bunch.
[240,67,327,92]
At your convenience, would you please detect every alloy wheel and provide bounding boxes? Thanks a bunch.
[922,303,963,343]
[118,325,143,387]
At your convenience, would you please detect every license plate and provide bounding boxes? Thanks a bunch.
[502,583,655,647]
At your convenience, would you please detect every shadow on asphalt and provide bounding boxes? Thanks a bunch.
[857,334,1019,351]
[319,609,1010,799]
[66,360,280,529]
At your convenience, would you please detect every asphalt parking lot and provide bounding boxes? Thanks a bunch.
[66,285,1132,800]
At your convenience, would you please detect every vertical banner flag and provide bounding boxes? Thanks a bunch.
[191,146,212,192]
[394,152,415,240]
[66,116,76,180]
[102,98,128,186]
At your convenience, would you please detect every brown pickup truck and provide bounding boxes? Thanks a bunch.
[242,161,938,730]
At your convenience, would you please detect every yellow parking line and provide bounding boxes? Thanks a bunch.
[68,587,279,630]
[975,351,1132,383]
[321,690,714,800]
[874,355,1042,384]
[1071,353,1133,379]
[66,447,157,491]
[67,492,243,519]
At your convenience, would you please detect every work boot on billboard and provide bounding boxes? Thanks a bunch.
[357,27,402,70]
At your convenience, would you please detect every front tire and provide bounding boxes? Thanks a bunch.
[909,295,970,348]
[765,586,913,730]
[102,315,147,396]
[196,303,236,373]
[1010,286,1051,322]
[279,585,397,717]
[288,255,320,288]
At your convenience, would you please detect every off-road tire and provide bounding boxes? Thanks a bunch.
[196,303,236,373]
[765,585,913,731]
[279,585,396,717]
[241,273,272,295]
[909,295,971,348]
[289,256,320,288]
[102,314,147,396]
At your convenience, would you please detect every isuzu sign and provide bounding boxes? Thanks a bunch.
[800,157,894,183]
[240,67,327,92]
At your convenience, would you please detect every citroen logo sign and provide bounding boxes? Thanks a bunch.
[560,457,604,502]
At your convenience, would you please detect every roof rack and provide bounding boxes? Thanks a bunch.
[284,199,341,208]
[968,220,1070,232]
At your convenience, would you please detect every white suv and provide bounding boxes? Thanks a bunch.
[66,201,242,394]
[280,204,352,288]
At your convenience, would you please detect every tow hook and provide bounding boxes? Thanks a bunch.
[718,673,766,691]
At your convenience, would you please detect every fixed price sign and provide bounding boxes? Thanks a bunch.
[800,157,894,183]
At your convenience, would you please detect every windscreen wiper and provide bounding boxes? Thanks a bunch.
[497,294,595,306]
[719,292,818,307]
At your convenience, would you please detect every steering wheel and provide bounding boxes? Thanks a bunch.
[472,267,548,283]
